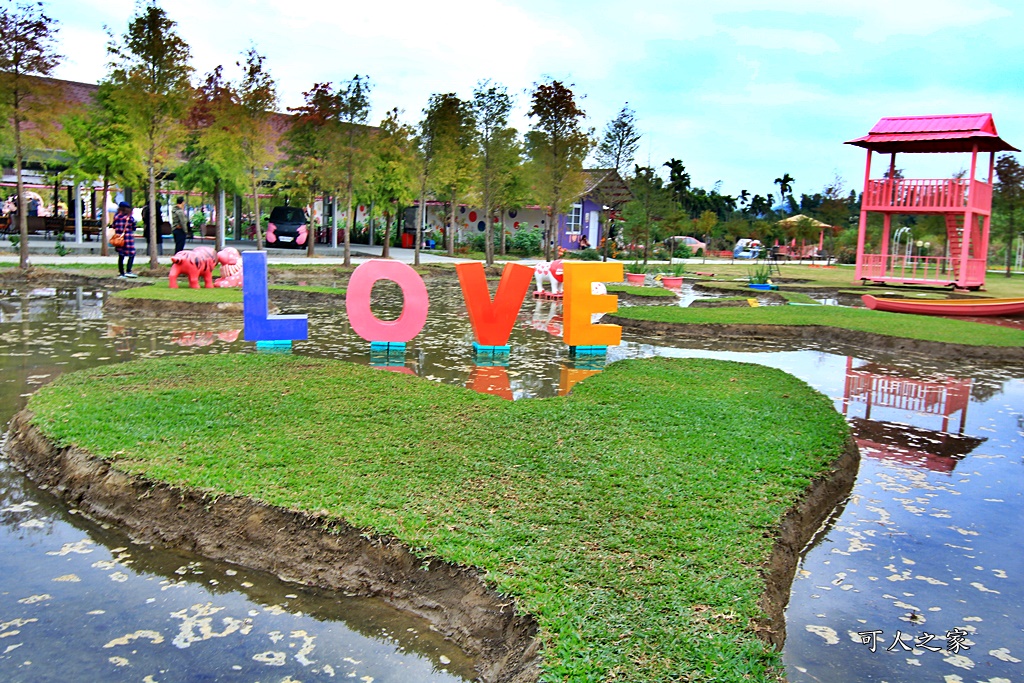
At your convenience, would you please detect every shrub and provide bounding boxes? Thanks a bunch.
[510,228,542,256]
[835,246,857,265]
[672,245,693,260]
[566,248,601,261]
[626,261,647,274]
[467,234,485,252]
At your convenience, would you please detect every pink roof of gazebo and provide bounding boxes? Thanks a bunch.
[845,113,1019,154]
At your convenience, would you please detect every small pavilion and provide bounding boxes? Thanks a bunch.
[845,114,1018,289]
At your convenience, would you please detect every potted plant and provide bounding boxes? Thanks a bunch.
[661,262,686,288]
[625,261,646,284]
[747,264,777,291]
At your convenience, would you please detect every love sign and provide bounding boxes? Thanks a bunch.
[242,255,623,350]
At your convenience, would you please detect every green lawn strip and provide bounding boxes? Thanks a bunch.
[615,305,1024,347]
[113,282,243,303]
[113,281,346,303]
[28,354,849,682]
[606,284,677,298]
[778,291,821,305]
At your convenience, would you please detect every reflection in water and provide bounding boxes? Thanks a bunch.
[171,329,241,346]
[467,365,513,400]
[842,358,985,474]
[558,362,603,397]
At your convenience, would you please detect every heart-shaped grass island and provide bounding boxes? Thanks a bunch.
[11,354,856,682]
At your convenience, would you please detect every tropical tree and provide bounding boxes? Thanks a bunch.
[0,0,62,268]
[995,154,1024,277]
[176,65,239,244]
[232,47,277,250]
[284,82,341,257]
[337,75,372,266]
[774,172,795,208]
[526,80,592,260]
[64,81,143,257]
[364,107,415,259]
[107,3,193,268]
[738,189,750,209]
[495,161,529,256]
[414,93,442,266]
[471,80,519,265]
[595,103,640,179]
[426,92,475,257]
[621,164,675,265]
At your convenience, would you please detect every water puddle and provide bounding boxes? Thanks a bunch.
[1,281,1022,681]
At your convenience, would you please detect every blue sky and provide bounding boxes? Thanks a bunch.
[51,0,1023,202]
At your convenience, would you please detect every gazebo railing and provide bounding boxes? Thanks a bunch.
[862,178,992,211]
[860,254,986,285]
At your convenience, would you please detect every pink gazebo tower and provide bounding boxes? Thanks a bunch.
[846,114,1018,289]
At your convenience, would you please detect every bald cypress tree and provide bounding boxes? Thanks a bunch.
[0,1,62,269]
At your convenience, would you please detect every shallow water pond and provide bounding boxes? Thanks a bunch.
[1,281,1022,682]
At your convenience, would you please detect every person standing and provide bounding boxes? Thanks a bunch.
[171,196,188,254]
[113,201,137,279]
[142,200,164,256]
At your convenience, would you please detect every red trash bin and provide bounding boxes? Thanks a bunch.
[401,233,414,249]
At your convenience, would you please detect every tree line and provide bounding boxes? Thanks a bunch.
[2,1,1021,274]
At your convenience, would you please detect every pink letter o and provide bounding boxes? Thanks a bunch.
[345,260,429,343]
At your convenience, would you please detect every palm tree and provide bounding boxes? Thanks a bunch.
[738,189,750,208]
[774,173,795,207]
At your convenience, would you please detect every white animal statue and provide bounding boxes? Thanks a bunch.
[533,260,564,296]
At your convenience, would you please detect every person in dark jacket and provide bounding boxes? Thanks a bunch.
[171,196,189,254]
[112,202,137,278]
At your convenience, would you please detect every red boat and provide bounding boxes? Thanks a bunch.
[862,294,1024,317]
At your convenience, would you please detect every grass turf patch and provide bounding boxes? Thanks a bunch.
[606,284,677,298]
[616,305,1024,347]
[113,281,243,303]
[113,281,346,303]
[28,354,850,682]
[778,291,821,305]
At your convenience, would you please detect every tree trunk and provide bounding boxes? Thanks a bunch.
[14,108,29,270]
[499,209,507,256]
[414,190,425,267]
[381,209,391,259]
[545,208,554,261]
[447,190,457,257]
[252,177,264,250]
[147,163,159,269]
[100,176,110,258]
[344,184,353,267]
[1007,214,1016,277]
[484,200,494,266]
[306,190,317,258]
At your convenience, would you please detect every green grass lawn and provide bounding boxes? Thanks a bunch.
[615,305,1024,347]
[113,281,346,303]
[267,283,346,296]
[28,354,850,682]
[606,283,677,298]
[113,281,243,303]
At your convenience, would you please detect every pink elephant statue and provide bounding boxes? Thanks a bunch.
[168,247,218,289]
[214,247,243,287]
